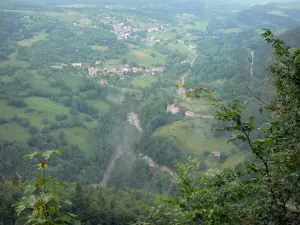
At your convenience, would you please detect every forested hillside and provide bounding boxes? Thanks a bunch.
[1,0,300,224]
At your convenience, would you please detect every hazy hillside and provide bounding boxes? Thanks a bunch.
[1,0,300,224]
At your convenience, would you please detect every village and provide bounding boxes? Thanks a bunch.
[51,61,165,85]
[112,21,170,42]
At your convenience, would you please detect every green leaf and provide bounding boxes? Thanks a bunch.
[232,89,236,96]
[24,184,36,195]
[24,151,40,160]
[64,199,73,206]
[41,149,66,160]
[227,134,247,143]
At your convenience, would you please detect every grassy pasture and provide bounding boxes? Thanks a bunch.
[103,59,121,68]
[0,123,30,141]
[86,100,110,113]
[223,27,242,34]
[168,42,197,59]
[153,119,235,155]
[179,100,212,113]
[57,4,96,8]
[0,51,29,68]
[52,127,93,156]
[191,20,209,30]
[153,119,244,168]
[91,45,109,51]
[132,76,158,88]
[267,10,288,17]
[18,30,48,47]
[125,49,166,66]
[26,97,69,114]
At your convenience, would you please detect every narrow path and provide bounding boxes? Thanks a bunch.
[250,50,255,78]
[99,146,123,187]
[177,50,198,96]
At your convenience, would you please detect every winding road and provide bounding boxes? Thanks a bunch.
[177,43,198,95]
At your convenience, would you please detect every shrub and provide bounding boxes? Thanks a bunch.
[28,126,39,135]
[8,98,27,108]
[55,114,68,121]
[42,119,50,124]
[0,117,9,124]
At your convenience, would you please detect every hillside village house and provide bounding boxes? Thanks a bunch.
[99,79,109,85]
[71,63,82,68]
[211,151,221,158]
[87,65,164,77]
[167,105,180,114]
[185,111,194,117]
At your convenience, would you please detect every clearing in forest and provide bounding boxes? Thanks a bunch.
[18,30,49,47]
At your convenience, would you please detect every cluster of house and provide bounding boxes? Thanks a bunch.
[50,63,68,69]
[143,36,161,43]
[99,79,109,85]
[51,62,164,85]
[88,65,165,77]
[112,21,169,40]
[50,62,93,69]
[73,22,101,29]
[113,23,133,40]
[166,105,194,117]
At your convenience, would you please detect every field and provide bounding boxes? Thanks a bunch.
[57,4,97,8]
[18,30,48,47]
[154,119,235,155]
[179,99,213,113]
[267,10,288,17]
[132,76,158,88]
[125,49,166,66]
[92,45,109,51]
[86,100,110,113]
[193,20,209,30]
[153,119,243,168]
[52,128,93,156]
[0,97,96,155]
[0,51,29,68]
[0,123,30,141]
[103,59,122,68]
[223,27,242,34]
[168,42,197,59]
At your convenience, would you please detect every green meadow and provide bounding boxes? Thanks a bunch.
[132,76,158,88]
[18,30,49,47]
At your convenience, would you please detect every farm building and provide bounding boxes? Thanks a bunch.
[167,105,180,114]
[185,111,194,117]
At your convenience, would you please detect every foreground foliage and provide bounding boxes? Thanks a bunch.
[13,150,78,225]
[138,30,300,224]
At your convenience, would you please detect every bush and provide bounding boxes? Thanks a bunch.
[28,126,39,135]
[8,98,27,108]
[219,153,229,162]
[55,114,68,121]
[11,114,30,128]
[0,117,9,124]
[42,119,50,124]
[41,127,49,134]
[84,116,93,122]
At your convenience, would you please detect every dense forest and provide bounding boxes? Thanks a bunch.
[1,0,300,224]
